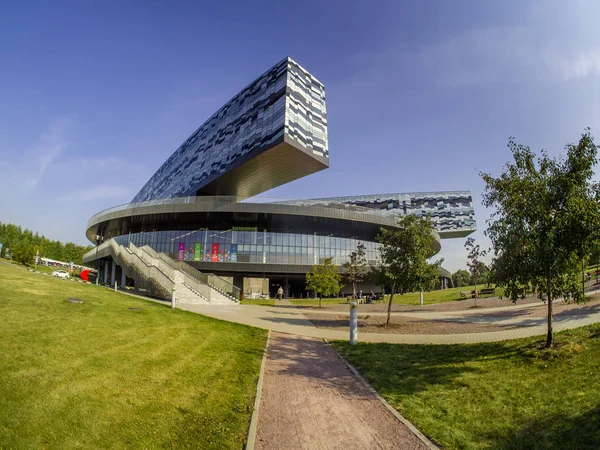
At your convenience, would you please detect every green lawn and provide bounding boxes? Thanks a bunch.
[290,285,504,307]
[0,262,267,449]
[240,298,275,307]
[334,326,600,449]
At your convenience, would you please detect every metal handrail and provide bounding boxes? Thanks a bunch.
[139,244,240,301]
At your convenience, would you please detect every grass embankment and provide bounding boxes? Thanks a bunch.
[241,298,275,307]
[334,326,600,449]
[0,263,267,449]
[290,284,504,307]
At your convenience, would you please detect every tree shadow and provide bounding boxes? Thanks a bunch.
[258,316,316,326]
[555,303,600,317]
[490,406,600,449]
[335,340,520,399]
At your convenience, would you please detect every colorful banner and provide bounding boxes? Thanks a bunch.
[211,243,219,262]
[194,243,201,261]
[230,244,237,262]
[178,242,185,260]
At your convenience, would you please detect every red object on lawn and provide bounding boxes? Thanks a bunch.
[80,270,90,281]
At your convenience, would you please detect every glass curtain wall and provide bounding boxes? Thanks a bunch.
[124,228,379,266]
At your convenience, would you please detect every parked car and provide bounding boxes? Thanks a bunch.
[52,270,70,279]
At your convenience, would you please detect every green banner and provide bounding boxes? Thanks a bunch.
[194,243,201,261]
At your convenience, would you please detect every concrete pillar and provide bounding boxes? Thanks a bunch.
[121,266,127,288]
[111,261,116,287]
[103,260,109,284]
[284,276,289,299]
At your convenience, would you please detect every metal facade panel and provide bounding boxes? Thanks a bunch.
[131,57,329,202]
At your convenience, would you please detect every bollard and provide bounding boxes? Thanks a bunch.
[350,302,358,345]
[420,291,423,306]
[171,286,176,309]
[114,281,118,292]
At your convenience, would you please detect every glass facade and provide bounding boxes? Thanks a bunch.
[115,228,379,267]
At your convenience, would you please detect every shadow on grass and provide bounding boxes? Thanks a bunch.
[334,326,600,449]
[334,341,515,398]
[492,406,600,449]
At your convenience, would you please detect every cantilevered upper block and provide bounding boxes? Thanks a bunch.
[132,57,329,202]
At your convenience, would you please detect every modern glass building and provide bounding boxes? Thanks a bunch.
[84,57,476,298]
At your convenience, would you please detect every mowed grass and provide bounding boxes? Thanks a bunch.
[334,326,600,449]
[0,262,267,449]
[240,298,275,307]
[290,285,505,307]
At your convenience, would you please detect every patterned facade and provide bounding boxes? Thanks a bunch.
[132,57,328,203]
[282,191,476,238]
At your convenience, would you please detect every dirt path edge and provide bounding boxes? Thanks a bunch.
[245,330,271,450]
[324,339,441,450]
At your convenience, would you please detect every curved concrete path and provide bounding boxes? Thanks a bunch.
[178,299,600,344]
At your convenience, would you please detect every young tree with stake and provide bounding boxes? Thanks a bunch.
[482,130,600,348]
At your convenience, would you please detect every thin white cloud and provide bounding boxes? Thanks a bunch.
[28,116,73,187]
[417,26,600,86]
[0,116,74,189]
[58,185,131,203]
[343,25,600,91]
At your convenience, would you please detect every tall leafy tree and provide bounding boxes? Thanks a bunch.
[482,130,600,348]
[11,241,36,266]
[306,258,343,308]
[452,269,471,287]
[342,242,368,299]
[377,215,442,324]
[0,221,92,264]
[465,237,488,307]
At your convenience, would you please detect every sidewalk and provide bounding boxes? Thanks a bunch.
[177,300,600,345]
[254,332,432,450]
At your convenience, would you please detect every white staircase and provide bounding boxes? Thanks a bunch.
[101,239,239,306]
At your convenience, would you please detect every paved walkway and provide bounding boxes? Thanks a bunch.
[254,332,432,449]
[178,299,600,344]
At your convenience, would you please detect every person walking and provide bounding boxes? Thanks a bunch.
[277,286,284,301]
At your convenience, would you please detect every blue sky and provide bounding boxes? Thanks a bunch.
[1,0,599,271]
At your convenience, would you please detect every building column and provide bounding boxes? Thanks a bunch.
[121,266,127,288]
[111,261,116,286]
[284,276,289,299]
[103,260,109,284]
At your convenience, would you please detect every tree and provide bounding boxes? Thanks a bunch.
[306,258,343,308]
[452,269,471,287]
[465,238,488,307]
[482,130,600,348]
[377,215,442,324]
[342,242,368,299]
[470,262,491,286]
[11,241,36,266]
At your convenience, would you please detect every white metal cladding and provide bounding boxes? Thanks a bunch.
[280,191,476,236]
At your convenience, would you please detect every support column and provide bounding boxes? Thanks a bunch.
[121,267,127,288]
[111,261,116,287]
[103,260,109,284]
[284,276,289,299]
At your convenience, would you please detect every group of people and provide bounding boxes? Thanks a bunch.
[357,289,376,304]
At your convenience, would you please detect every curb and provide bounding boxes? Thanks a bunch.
[245,330,271,450]
[324,339,440,450]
